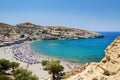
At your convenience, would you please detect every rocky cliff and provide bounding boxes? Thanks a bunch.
[67,36,120,80]
[0,22,103,40]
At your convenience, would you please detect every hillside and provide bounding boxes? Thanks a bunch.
[67,36,120,80]
[0,22,103,40]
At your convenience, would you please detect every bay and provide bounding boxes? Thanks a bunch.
[30,32,120,64]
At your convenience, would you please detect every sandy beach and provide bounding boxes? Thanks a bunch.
[0,41,80,80]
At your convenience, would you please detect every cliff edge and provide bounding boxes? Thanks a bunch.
[67,36,120,80]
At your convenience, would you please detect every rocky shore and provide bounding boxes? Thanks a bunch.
[0,22,103,41]
[66,36,120,80]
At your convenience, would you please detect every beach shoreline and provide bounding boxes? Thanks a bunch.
[0,40,81,80]
[28,40,82,64]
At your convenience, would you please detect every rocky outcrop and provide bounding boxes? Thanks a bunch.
[0,22,103,40]
[67,36,120,80]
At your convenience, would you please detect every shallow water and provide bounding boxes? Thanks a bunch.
[30,32,120,64]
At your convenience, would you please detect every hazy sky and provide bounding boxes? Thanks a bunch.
[0,0,120,31]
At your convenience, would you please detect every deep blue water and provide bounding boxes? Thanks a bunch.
[30,32,120,64]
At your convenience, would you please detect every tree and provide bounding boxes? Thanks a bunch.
[0,59,11,74]
[0,59,38,80]
[41,60,49,66]
[20,34,25,38]
[4,33,10,38]
[10,62,19,71]
[0,75,12,80]
[23,75,38,80]
[46,61,64,80]
[13,67,38,80]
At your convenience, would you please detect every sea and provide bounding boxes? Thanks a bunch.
[30,32,120,64]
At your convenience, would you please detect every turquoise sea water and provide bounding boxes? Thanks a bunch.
[30,32,120,64]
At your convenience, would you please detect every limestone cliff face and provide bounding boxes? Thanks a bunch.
[67,36,120,80]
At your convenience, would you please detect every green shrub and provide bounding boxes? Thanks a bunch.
[13,67,38,80]
[0,59,11,73]
[10,62,19,71]
[41,60,49,66]
[0,75,12,80]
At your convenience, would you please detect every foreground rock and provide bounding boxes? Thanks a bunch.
[66,36,120,80]
[0,22,103,40]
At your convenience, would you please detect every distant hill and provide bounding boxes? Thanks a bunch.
[0,22,103,40]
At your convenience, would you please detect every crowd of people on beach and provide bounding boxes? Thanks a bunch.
[10,42,80,72]
[12,44,39,64]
